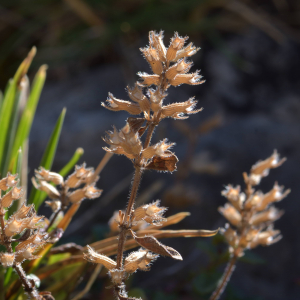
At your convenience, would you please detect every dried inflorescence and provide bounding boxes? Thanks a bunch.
[0,163,103,299]
[0,173,47,299]
[32,164,102,212]
[84,30,218,300]
[210,151,290,300]
[219,151,289,258]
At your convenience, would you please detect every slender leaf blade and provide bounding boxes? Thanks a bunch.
[28,108,66,209]
[10,65,47,170]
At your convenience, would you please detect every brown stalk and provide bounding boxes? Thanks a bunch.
[116,165,142,268]
[209,256,237,300]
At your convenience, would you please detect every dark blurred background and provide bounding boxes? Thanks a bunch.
[1,0,300,299]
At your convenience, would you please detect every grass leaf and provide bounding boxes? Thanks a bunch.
[28,108,66,209]
[10,65,47,171]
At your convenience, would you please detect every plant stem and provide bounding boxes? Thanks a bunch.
[144,123,156,149]
[116,166,142,269]
[88,152,113,184]
[13,263,41,299]
[209,255,238,300]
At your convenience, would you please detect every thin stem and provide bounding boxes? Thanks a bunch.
[209,255,238,300]
[88,152,113,184]
[143,123,156,149]
[46,207,63,232]
[125,166,142,217]
[13,264,41,299]
[71,264,103,300]
[116,166,142,269]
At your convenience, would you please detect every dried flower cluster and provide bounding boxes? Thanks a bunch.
[0,163,103,299]
[0,173,47,299]
[210,151,290,300]
[84,31,217,300]
[32,164,102,230]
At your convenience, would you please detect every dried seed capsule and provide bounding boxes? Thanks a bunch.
[0,253,15,267]
[166,32,188,61]
[83,245,117,270]
[65,164,94,188]
[140,47,163,75]
[142,139,175,160]
[221,185,245,210]
[149,31,166,62]
[35,168,64,185]
[250,207,283,226]
[1,186,23,208]
[218,204,242,227]
[45,200,61,212]
[32,178,60,199]
[124,249,158,273]
[109,269,125,285]
[133,200,166,225]
[68,184,102,203]
[161,97,202,120]
[0,173,18,191]
[5,217,25,237]
[102,93,142,115]
[137,72,160,86]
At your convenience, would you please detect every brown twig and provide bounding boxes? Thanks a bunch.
[116,165,142,269]
[209,255,237,300]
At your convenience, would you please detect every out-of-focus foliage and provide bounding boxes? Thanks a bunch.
[0,0,299,84]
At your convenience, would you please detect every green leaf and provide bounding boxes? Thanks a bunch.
[59,147,84,178]
[10,65,47,171]
[28,108,66,209]
[7,149,23,218]
[0,79,17,176]
[1,76,29,177]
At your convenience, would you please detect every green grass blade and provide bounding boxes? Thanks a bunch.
[10,65,47,171]
[0,79,17,176]
[1,76,29,177]
[7,149,23,218]
[0,90,3,113]
[28,108,66,209]
[59,147,84,177]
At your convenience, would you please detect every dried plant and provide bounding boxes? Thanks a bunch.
[0,30,291,300]
[209,151,290,300]
[83,30,218,299]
